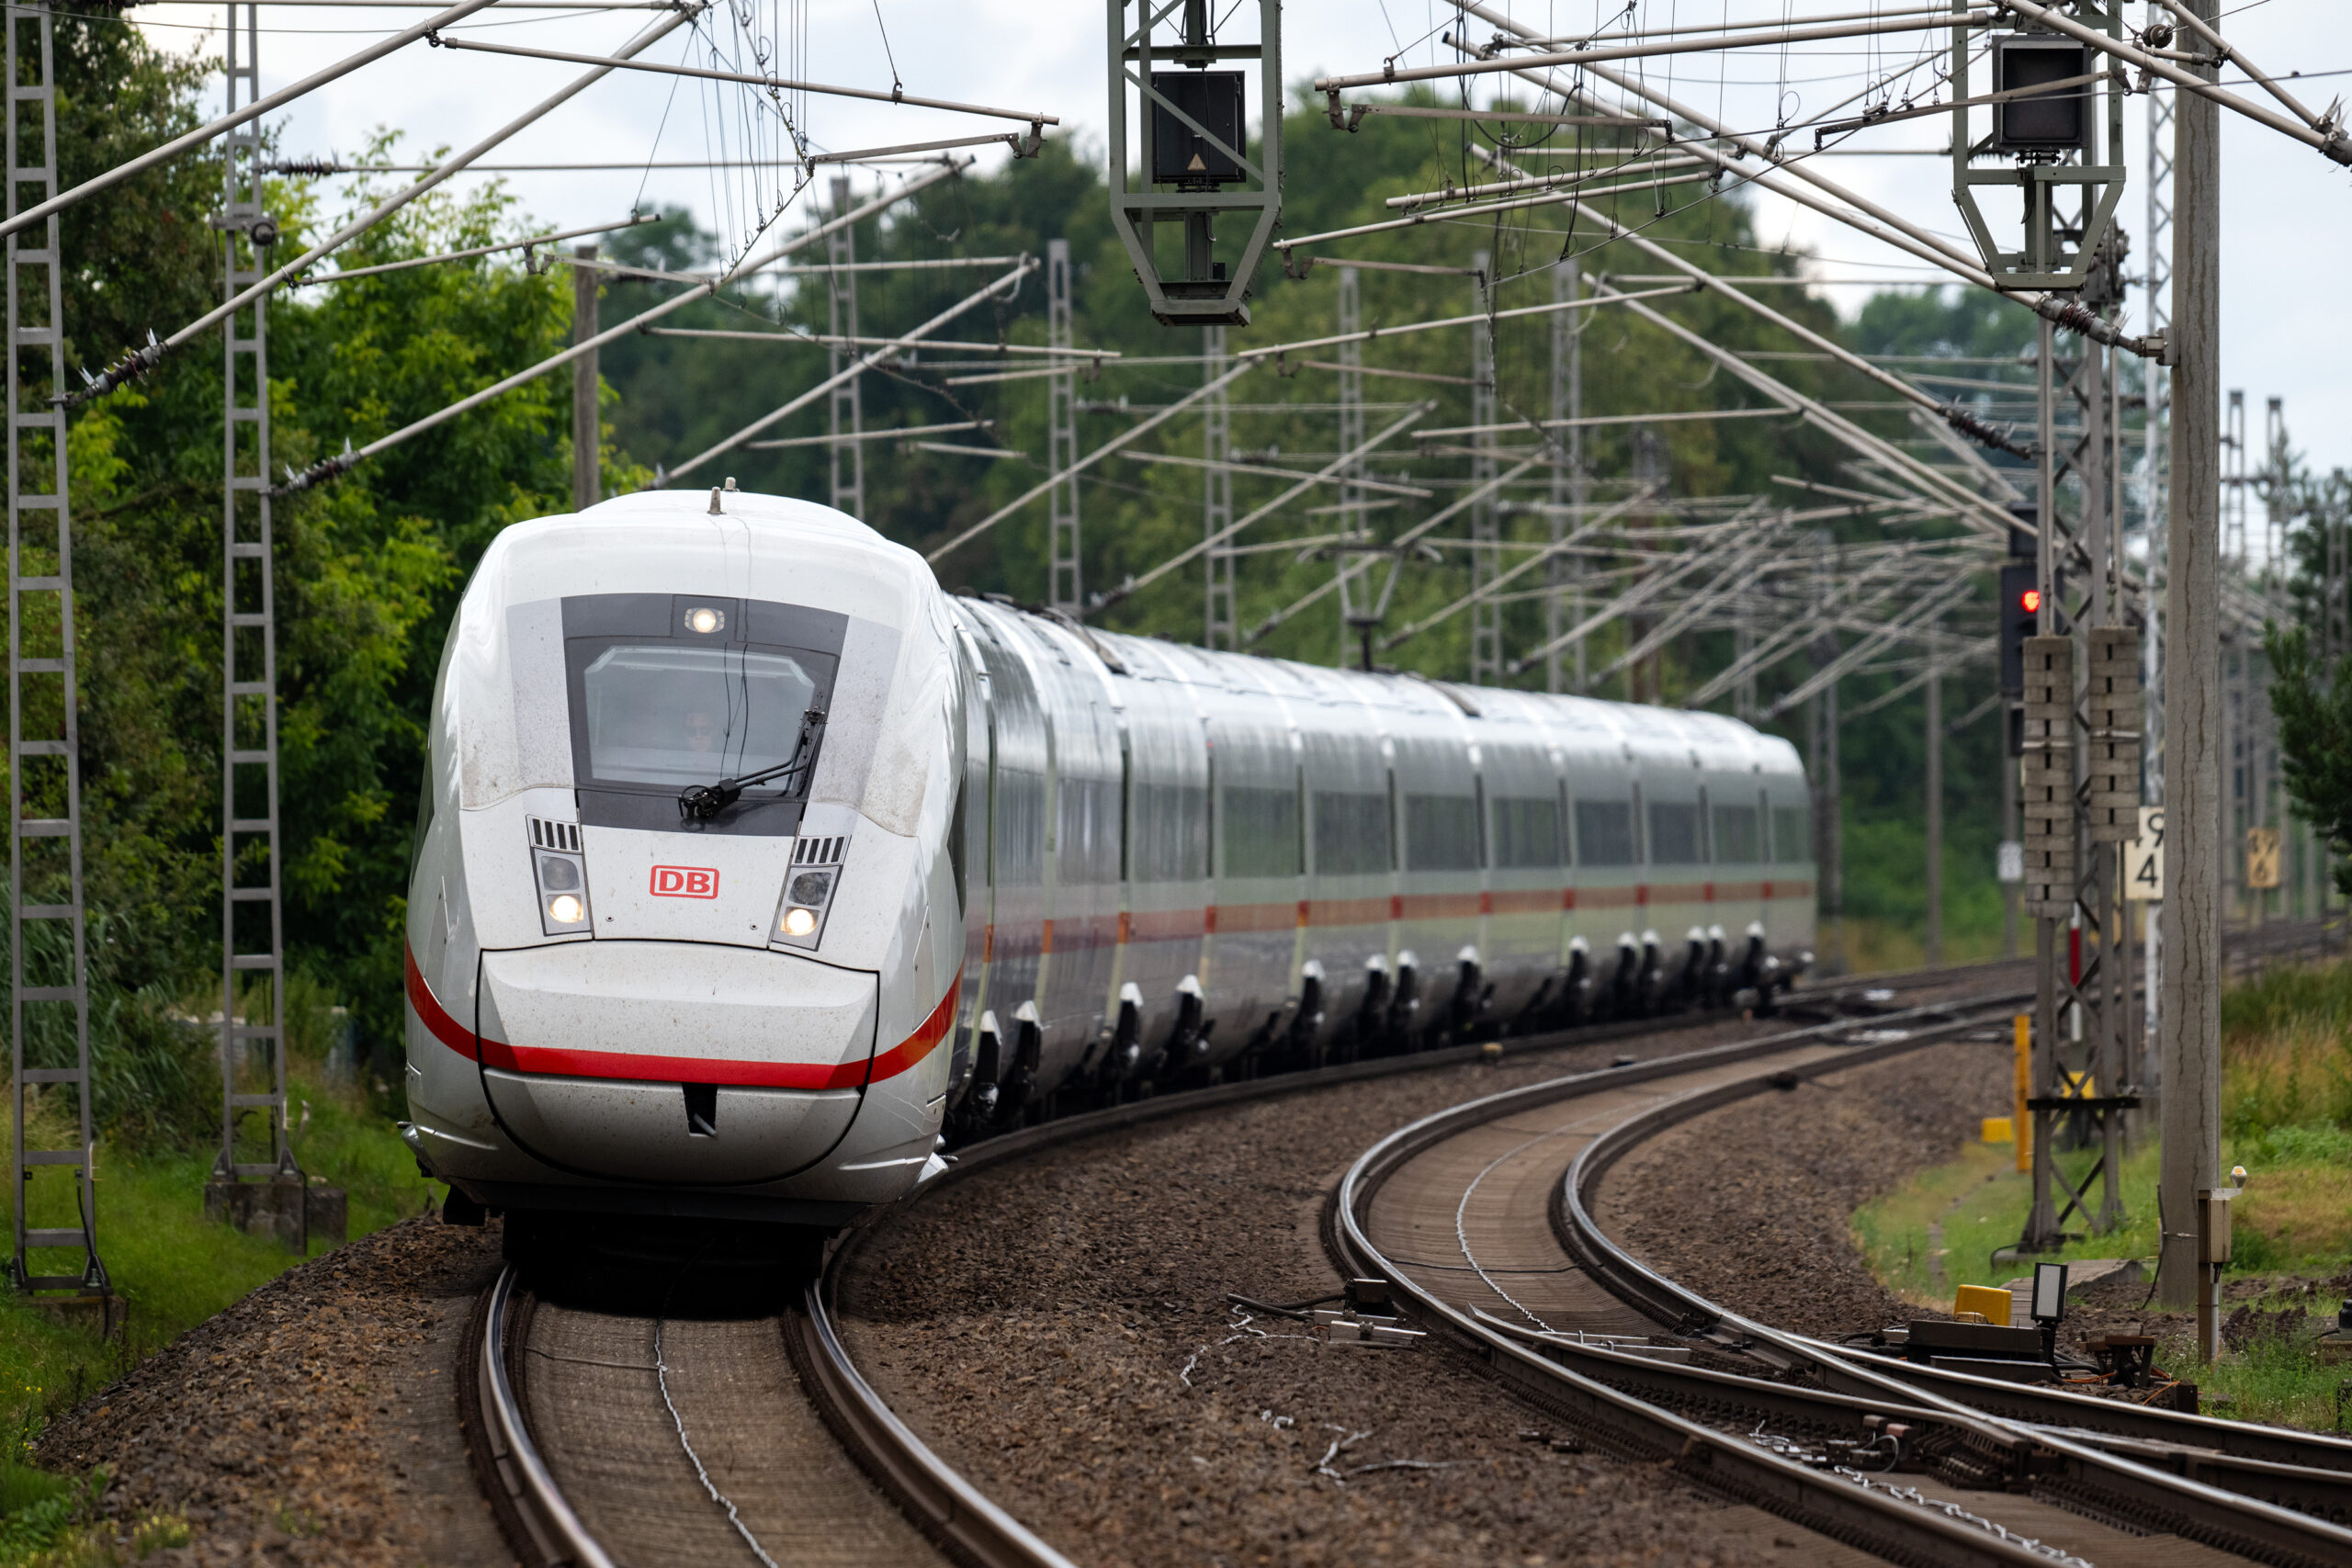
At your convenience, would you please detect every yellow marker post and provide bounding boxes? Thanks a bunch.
[2012,1013,2031,1173]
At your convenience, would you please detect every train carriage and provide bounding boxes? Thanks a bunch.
[401,489,1813,1234]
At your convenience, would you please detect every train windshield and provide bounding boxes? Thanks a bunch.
[580,645,818,792]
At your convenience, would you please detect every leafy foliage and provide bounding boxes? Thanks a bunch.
[37,39,2052,1134]
[46,22,595,1105]
[2264,622,2352,898]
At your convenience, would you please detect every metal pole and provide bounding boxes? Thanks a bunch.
[2157,0,2223,1309]
[1569,269,1588,691]
[214,0,296,1241]
[1469,253,1499,684]
[1336,265,1367,665]
[1543,263,1561,691]
[2004,736,2020,961]
[1203,323,1234,648]
[827,178,866,523]
[1046,236,1078,612]
[571,243,598,513]
[7,0,103,1298]
[1926,664,1942,965]
[2144,78,2174,1071]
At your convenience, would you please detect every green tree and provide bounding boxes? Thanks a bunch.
[47,21,613,1104]
[2267,620,2352,897]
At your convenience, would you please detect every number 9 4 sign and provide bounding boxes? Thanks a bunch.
[2125,807,2164,902]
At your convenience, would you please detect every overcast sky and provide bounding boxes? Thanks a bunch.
[134,1,2352,478]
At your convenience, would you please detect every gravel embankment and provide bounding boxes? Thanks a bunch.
[37,1216,511,1567]
[1595,1039,2020,1339]
[839,1021,1883,1568]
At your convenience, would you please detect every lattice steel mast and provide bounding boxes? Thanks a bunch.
[1202,322,1233,647]
[827,176,865,521]
[8,0,103,1298]
[213,0,298,1221]
[1468,254,1498,684]
[1046,237,1079,613]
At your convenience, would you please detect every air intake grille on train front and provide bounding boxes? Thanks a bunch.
[794,835,847,866]
[528,817,582,853]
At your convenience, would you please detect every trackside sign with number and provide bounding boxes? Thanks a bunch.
[2125,807,2164,902]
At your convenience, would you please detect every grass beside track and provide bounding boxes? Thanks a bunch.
[0,1060,435,1562]
[1855,955,2352,1432]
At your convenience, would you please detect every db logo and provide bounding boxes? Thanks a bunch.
[650,864,720,898]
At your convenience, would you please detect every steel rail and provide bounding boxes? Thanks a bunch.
[787,1285,1080,1568]
[469,1265,619,1568]
[1329,998,2090,1566]
[1330,943,2352,1568]
[465,965,2007,1568]
[1548,1019,2352,1562]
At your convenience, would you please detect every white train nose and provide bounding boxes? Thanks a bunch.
[477,942,877,1183]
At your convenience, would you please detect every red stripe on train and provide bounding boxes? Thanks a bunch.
[402,942,957,1091]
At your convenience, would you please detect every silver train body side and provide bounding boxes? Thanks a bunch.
[401,491,1815,1229]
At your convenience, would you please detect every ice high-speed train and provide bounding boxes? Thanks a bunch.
[400,488,1815,1234]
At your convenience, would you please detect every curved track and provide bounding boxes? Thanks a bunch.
[454,970,1944,1568]
[451,937,2339,1568]
[1330,999,2352,1568]
[462,1260,1075,1568]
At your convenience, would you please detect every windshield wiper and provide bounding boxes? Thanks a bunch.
[677,704,828,822]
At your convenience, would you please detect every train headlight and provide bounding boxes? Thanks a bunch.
[686,605,725,635]
[774,858,840,947]
[527,818,593,936]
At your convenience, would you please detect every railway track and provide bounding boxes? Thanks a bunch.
[449,967,1945,1568]
[1330,991,2352,1567]
[452,935,2339,1568]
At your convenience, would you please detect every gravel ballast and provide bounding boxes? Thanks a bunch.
[36,1216,511,1567]
[1595,1038,2013,1340]
[838,1021,1887,1568]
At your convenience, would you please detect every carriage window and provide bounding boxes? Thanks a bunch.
[580,645,824,791]
[1491,796,1563,870]
[1712,804,1759,863]
[1314,791,1392,876]
[1772,805,1812,863]
[1132,781,1209,882]
[1648,802,1702,865]
[1223,784,1302,878]
[1574,800,1635,867]
[1406,794,1481,872]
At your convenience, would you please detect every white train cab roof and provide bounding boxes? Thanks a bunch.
[439,489,958,832]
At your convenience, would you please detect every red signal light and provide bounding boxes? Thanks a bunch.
[2019,588,2042,615]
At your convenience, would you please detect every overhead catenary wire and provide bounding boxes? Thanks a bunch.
[1449,1,2160,358]
[1310,8,1997,93]
[1113,448,1433,499]
[277,157,972,491]
[643,327,1116,359]
[1587,279,2020,542]
[1245,460,1544,642]
[923,359,1260,565]
[284,212,656,285]
[424,33,1059,126]
[1764,576,1982,718]
[1376,485,1668,652]
[1501,512,1775,677]
[1582,527,1789,690]
[747,420,990,450]
[1097,405,1438,613]
[76,0,709,402]
[0,0,507,243]
[661,258,1041,480]
[1512,189,2036,460]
